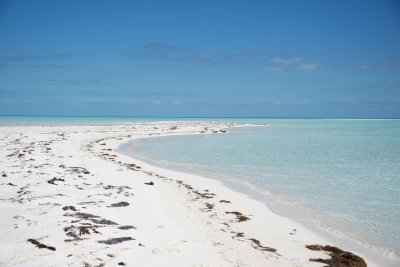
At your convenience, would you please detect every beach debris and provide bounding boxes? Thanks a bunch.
[62,205,77,211]
[27,239,56,251]
[79,227,91,236]
[92,228,101,234]
[176,180,216,199]
[64,226,83,241]
[205,203,214,210]
[7,182,17,186]
[64,225,102,242]
[126,163,141,171]
[290,228,297,235]
[109,201,130,207]
[118,225,136,230]
[92,218,118,225]
[97,237,134,245]
[219,200,231,203]
[102,184,133,195]
[225,211,250,222]
[104,184,115,190]
[68,212,118,225]
[144,181,154,186]
[2,173,7,177]
[47,177,65,185]
[193,189,215,199]
[78,226,101,236]
[118,262,126,266]
[74,212,99,220]
[233,232,245,239]
[306,244,367,267]
[59,165,90,174]
[70,167,90,174]
[249,238,277,253]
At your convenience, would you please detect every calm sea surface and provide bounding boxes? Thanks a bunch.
[0,115,188,126]
[121,119,400,264]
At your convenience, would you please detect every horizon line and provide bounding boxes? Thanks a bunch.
[0,115,399,120]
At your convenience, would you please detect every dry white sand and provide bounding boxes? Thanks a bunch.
[0,121,374,266]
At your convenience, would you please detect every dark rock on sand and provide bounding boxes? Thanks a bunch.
[306,244,367,267]
[144,181,154,186]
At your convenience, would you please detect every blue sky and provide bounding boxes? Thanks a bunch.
[0,0,399,117]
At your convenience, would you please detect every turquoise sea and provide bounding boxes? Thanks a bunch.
[0,115,185,126]
[120,119,400,266]
[1,116,399,265]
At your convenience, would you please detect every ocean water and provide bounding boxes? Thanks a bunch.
[0,115,256,127]
[121,119,400,264]
[0,115,179,126]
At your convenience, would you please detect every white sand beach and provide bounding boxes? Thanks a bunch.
[0,121,373,267]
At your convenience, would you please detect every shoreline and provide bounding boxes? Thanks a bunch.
[117,129,399,267]
[118,128,399,266]
[0,121,383,266]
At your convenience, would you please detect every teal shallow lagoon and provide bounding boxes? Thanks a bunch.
[121,119,400,264]
[0,115,186,126]
[0,115,268,126]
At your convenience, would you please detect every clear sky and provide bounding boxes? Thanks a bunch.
[0,0,399,118]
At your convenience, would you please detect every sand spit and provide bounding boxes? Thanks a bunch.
[0,121,371,266]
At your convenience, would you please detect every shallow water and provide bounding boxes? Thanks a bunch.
[122,119,400,262]
[0,115,178,126]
